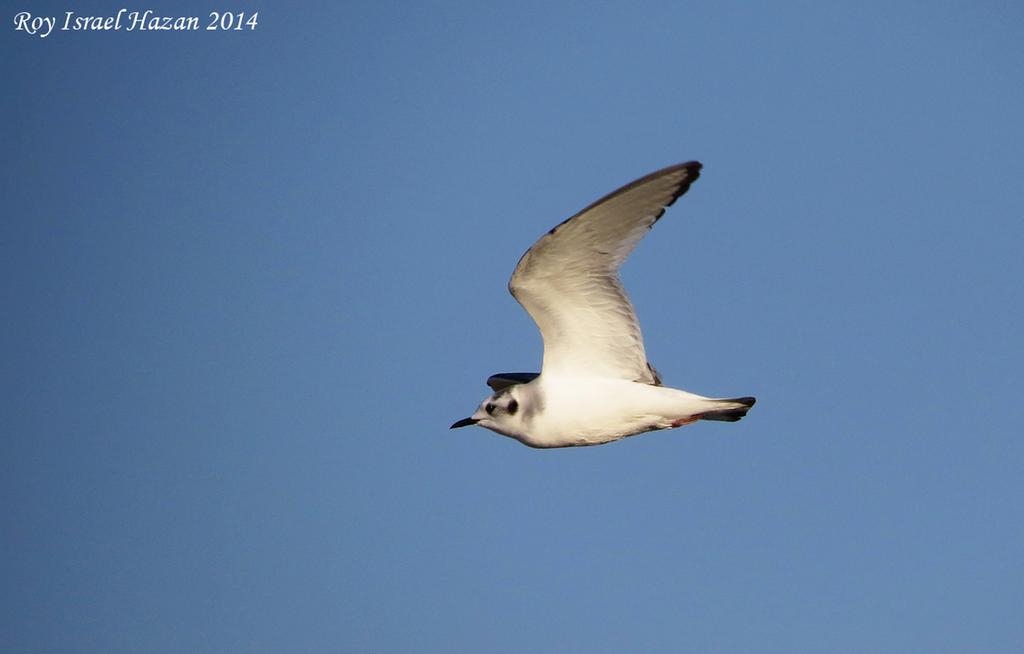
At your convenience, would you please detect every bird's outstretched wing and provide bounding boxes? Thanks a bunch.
[486,372,540,391]
[509,162,702,382]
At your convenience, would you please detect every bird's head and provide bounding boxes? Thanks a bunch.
[450,386,527,439]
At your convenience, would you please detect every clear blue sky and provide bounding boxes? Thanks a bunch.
[3,2,1023,652]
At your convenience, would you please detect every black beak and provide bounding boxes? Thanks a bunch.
[450,417,478,429]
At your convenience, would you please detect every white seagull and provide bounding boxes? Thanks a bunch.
[451,161,755,448]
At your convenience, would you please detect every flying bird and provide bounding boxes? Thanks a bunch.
[451,162,755,448]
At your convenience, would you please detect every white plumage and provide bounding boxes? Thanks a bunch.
[451,162,755,448]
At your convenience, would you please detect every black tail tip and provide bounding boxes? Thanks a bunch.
[697,396,757,422]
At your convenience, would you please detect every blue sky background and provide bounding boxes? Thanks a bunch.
[3,2,1023,652]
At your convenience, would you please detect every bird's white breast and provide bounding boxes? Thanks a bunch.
[522,376,711,447]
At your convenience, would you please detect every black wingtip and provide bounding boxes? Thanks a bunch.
[696,396,756,422]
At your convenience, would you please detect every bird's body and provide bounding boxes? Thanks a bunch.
[485,375,750,448]
[451,161,755,448]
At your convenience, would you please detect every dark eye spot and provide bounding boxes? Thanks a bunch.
[507,399,519,415]
[485,403,496,415]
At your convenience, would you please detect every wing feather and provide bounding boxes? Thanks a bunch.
[509,162,702,381]
[487,372,540,391]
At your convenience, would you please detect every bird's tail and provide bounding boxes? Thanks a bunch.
[695,396,756,422]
